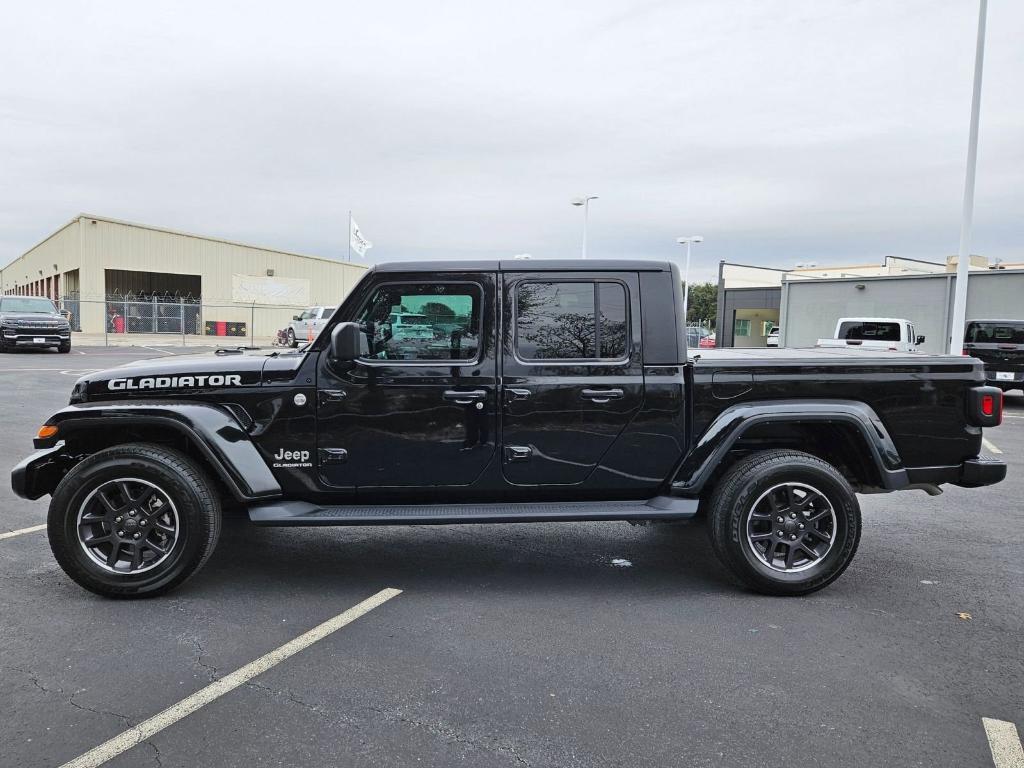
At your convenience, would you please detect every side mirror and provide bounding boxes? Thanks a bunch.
[330,322,362,361]
[916,335,926,345]
[293,315,301,321]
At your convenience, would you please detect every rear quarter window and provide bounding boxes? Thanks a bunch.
[965,322,1024,344]
[838,321,901,342]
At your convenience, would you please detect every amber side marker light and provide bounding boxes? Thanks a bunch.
[37,425,58,439]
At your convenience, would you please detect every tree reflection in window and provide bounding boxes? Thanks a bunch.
[516,281,627,360]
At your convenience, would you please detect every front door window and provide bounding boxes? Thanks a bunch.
[356,283,481,362]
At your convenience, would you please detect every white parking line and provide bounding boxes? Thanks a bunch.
[0,524,47,541]
[983,438,1004,455]
[138,345,176,355]
[983,718,1024,768]
[59,587,402,768]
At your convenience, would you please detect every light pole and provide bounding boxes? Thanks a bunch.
[676,236,704,323]
[949,0,988,354]
[571,196,598,259]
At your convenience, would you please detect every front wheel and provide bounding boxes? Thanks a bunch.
[58,341,71,353]
[707,450,861,596]
[287,328,297,348]
[48,443,222,598]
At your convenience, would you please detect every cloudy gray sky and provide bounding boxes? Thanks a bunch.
[2,0,1021,282]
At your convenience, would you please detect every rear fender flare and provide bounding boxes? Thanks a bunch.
[673,399,908,494]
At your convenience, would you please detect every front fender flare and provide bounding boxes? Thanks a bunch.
[673,399,909,494]
[20,401,281,501]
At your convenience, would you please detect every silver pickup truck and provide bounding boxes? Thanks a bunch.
[286,306,335,347]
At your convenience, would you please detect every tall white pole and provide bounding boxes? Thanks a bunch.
[582,198,589,259]
[682,239,692,323]
[949,0,987,354]
[347,210,352,262]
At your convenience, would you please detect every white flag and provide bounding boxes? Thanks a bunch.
[350,217,373,258]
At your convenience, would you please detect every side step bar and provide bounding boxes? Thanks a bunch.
[248,496,698,526]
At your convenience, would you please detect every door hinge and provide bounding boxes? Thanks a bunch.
[319,448,349,465]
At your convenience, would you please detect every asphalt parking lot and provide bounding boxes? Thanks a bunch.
[1,346,1022,768]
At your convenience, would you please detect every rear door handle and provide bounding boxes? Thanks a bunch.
[505,388,531,401]
[581,388,624,403]
[443,389,487,405]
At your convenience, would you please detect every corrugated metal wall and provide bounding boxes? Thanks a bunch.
[2,215,370,335]
[1,221,78,298]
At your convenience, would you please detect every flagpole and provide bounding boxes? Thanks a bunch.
[347,211,352,262]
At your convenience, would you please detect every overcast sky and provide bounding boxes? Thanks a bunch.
[2,0,1021,282]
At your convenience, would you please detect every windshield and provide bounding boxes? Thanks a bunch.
[965,321,1024,344]
[838,321,901,342]
[0,297,58,314]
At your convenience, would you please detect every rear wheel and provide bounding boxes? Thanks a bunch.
[48,443,221,598]
[707,450,861,596]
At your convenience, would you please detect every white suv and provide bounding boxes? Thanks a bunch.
[287,306,335,347]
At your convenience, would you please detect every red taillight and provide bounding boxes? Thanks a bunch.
[968,386,1002,427]
[962,348,969,356]
[981,394,994,416]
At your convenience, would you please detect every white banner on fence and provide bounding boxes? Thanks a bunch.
[231,274,311,306]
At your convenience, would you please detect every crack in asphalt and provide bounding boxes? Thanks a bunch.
[243,679,338,717]
[181,634,219,682]
[14,665,165,767]
[365,704,531,766]
[239,678,531,766]
[68,690,134,729]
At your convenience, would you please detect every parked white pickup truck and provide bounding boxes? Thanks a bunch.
[816,317,925,352]
[287,306,335,347]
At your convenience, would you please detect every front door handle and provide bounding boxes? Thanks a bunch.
[443,389,487,405]
[318,389,347,406]
[581,388,624,404]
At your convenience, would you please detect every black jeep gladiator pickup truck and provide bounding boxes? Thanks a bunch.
[11,260,1007,598]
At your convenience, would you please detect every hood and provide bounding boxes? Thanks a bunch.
[0,312,67,323]
[72,348,306,402]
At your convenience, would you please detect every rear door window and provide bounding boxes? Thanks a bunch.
[514,280,628,361]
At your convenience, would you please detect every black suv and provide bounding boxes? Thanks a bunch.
[964,320,1024,394]
[0,295,72,353]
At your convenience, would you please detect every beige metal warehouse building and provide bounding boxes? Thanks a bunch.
[0,214,369,340]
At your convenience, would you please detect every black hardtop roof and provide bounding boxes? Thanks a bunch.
[372,259,673,273]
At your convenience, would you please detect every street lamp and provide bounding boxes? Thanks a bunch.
[949,0,988,354]
[571,195,598,259]
[676,235,704,323]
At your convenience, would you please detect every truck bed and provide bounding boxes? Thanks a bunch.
[689,347,985,470]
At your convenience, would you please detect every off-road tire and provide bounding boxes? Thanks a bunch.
[48,443,221,598]
[707,449,861,596]
[58,341,71,353]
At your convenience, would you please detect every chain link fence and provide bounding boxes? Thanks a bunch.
[686,318,716,349]
[57,296,312,348]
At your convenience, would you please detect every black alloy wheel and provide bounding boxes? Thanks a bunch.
[48,443,221,598]
[707,450,861,596]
